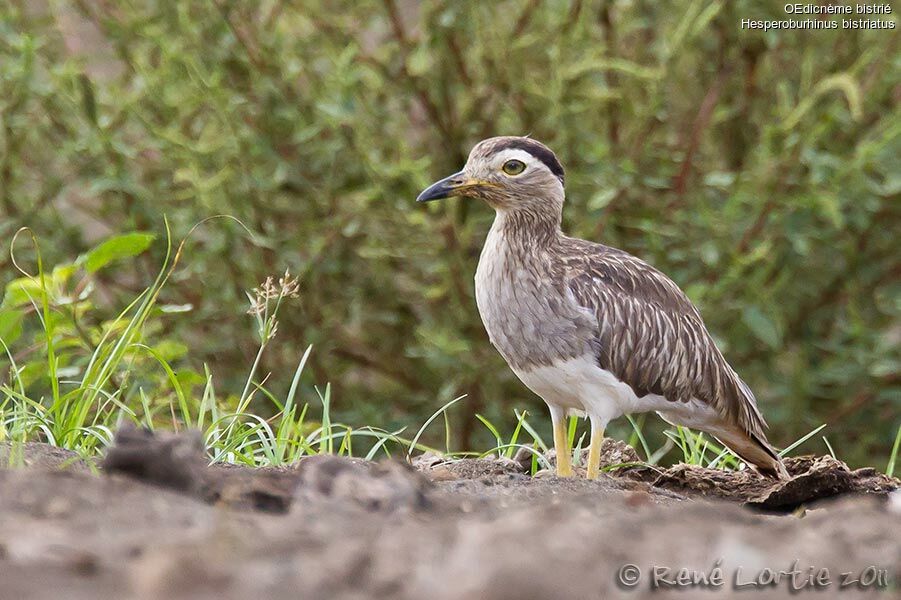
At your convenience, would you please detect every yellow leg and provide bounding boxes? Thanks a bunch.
[586,424,605,480]
[550,406,573,477]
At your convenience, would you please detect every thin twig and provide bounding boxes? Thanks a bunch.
[673,68,730,196]
[513,0,542,37]
[598,1,620,149]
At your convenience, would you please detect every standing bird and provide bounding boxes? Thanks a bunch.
[417,136,788,480]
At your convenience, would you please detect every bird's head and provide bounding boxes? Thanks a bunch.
[417,136,565,214]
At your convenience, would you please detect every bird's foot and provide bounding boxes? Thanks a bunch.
[533,465,575,479]
[557,463,574,478]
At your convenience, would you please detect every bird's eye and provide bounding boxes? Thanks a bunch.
[502,159,526,176]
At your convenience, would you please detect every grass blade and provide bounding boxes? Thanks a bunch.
[887,422,901,478]
[779,424,827,457]
[407,395,466,460]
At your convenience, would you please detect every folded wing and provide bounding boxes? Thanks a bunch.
[559,239,769,440]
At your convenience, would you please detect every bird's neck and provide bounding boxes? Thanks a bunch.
[492,208,563,249]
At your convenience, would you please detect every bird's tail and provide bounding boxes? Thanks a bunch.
[710,424,789,480]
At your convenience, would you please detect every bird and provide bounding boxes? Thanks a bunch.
[417,136,788,480]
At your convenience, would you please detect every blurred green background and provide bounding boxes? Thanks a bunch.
[1,0,898,467]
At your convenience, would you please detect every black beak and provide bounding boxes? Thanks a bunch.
[416,171,466,203]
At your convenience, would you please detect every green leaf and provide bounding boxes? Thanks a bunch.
[153,340,189,362]
[1,277,44,309]
[742,306,781,349]
[78,73,97,126]
[15,361,46,389]
[0,309,24,344]
[176,369,207,398]
[81,233,156,273]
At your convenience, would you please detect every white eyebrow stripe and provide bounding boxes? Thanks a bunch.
[494,148,544,170]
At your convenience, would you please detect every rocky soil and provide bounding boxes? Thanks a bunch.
[0,429,898,599]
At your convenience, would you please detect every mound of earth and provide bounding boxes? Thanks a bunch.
[0,430,898,599]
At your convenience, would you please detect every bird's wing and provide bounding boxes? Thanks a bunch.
[559,240,767,437]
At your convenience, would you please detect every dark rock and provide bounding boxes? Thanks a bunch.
[101,425,204,494]
[748,455,900,510]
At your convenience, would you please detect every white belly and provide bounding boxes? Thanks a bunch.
[512,355,705,429]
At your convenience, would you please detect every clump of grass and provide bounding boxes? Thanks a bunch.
[1,226,170,456]
[0,226,408,464]
[473,408,552,472]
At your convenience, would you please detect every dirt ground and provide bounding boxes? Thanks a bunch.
[0,429,898,600]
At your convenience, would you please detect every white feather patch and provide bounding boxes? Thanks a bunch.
[512,355,720,430]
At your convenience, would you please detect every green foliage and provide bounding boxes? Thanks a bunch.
[82,232,156,273]
[0,229,415,464]
[0,1,898,467]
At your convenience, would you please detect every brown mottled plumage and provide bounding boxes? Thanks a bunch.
[418,136,787,479]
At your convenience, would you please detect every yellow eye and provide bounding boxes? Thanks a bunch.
[502,159,526,176]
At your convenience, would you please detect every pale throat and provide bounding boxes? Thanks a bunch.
[492,200,564,248]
